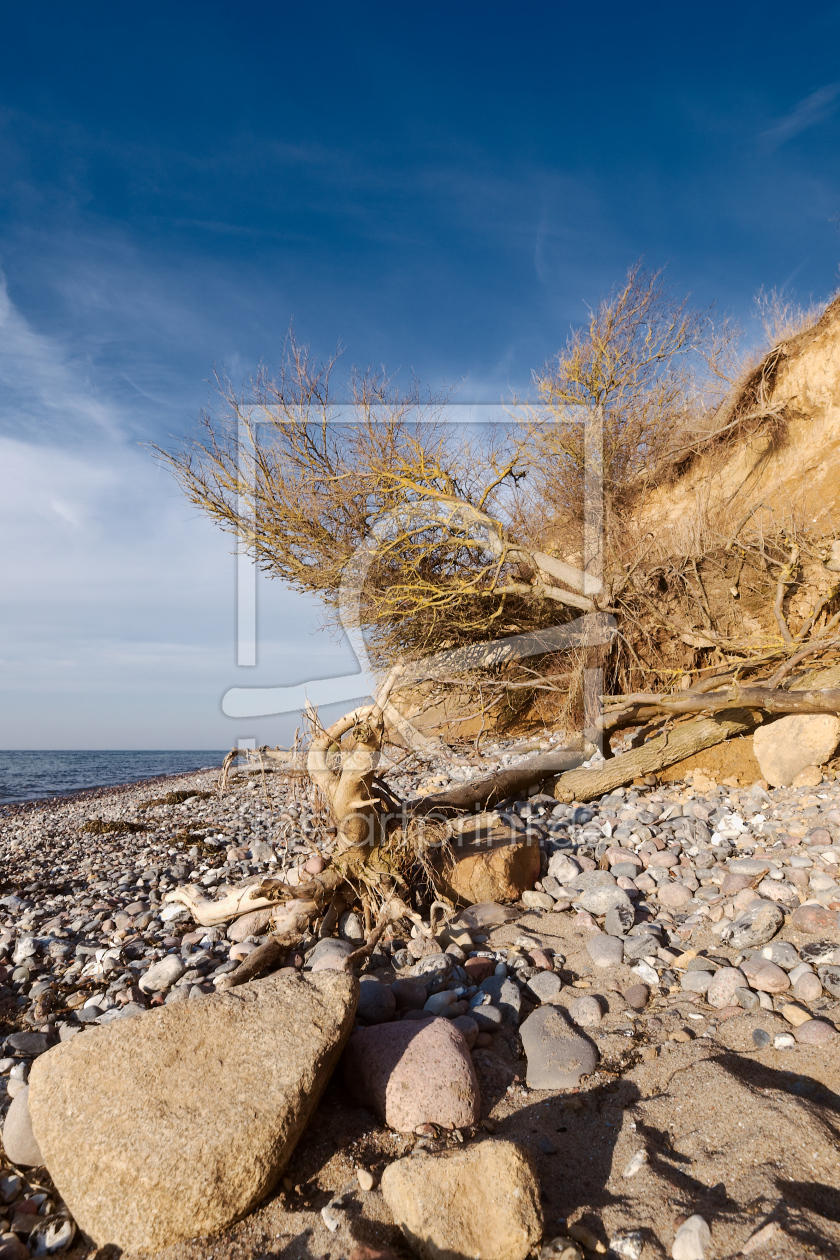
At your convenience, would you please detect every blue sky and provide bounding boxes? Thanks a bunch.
[2,1,840,748]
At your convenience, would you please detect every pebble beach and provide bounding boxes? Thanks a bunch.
[3,741,840,1258]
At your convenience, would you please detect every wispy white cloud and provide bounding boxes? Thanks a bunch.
[0,271,124,443]
[760,83,840,148]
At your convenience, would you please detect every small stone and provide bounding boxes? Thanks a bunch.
[0,1174,23,1204]
[469,1002,504,1032]
[720,901,784,949]
[819,964,840,998]
[410,953,454,992]
[791,904,840,934]
[424,990,459,1016]
[646,851,679,869]
[801,941,840,965]
[306,938,355,971]
[658,883,694,909]
[339,911,365,943]
[464,957,496,984]
[520,1006,599,1088]
[623,1149,648,1177]
[792,765,824,788]
[450,1016,479,1048]
[739,958,789,993]
[304,855,325,875]
[567,995,602,1028]
[547,853,581,884]
[778,1002,812,1026]
[357,977,397,1024]
[381,1139,542,1260]
[680,971,714,994]
[522,891,555,911]
[623,983,649,1010]
[610,1231,643,1260]
[1,1086,43,1166]
[26,1212,76,1255]
[707,967,748,1009]
[774,1033,796,1050]
[138,954,185,994]
[734,988,760,1012]
[671,1214,711,1259]
[793,972,823,1002]
[391,978,428,1010]
[720,873,752,896]
[5,1032,51,1057]
[604,903,634,935]
[0,1235,30,1260]
[752,1028,771,1048]
[756,941,800,970]
[631,960,659,987]
[525,971,563,1004]
[794,1018,837,1045]
[580,887,634,920]
[741,1221,781,1255]
[728,858,772,876]
[478,975,522,1025]
[586,936,624,969]
[356,1167,376,1192]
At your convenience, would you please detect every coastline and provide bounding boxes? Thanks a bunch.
[0,765,225,819]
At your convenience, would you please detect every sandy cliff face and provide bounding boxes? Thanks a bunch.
[642,294,840,536]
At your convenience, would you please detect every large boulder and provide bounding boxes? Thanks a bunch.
[27,969,358,1254]
[436,814,540,904]
[341,1017,480,1131]
[381,1140,542,1260]
[753,715,840,787]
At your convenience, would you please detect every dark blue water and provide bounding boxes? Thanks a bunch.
[0,751,230,805]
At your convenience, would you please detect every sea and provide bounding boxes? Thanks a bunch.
[0,750,230,806]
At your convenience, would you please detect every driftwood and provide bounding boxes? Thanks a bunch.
[603,685,840,730]
[553,708,761,802]
[164,873,342,927]
[412,744,590,815]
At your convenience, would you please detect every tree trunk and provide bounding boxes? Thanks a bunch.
[552,709,761,802]
[413,746,590,815]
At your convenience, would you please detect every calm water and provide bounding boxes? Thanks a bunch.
[0,750,229,805]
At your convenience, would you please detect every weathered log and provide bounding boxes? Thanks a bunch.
[553,708,762,802]
[413,745,590,815]
[163,878,293,927]
[165,870,342,927]
[603,685,840,731]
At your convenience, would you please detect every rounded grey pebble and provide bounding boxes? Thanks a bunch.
[587,935,624,969]
[357,977,397,1024]
[469,1003,504,1032]
[525,971,564,1004]
[450,1015,479,1048]
[1,1085,43,1166]
[390,978,427,1010]
[568,995,603,1028]
[520,1006,599,1088]
[306,938,355,972]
